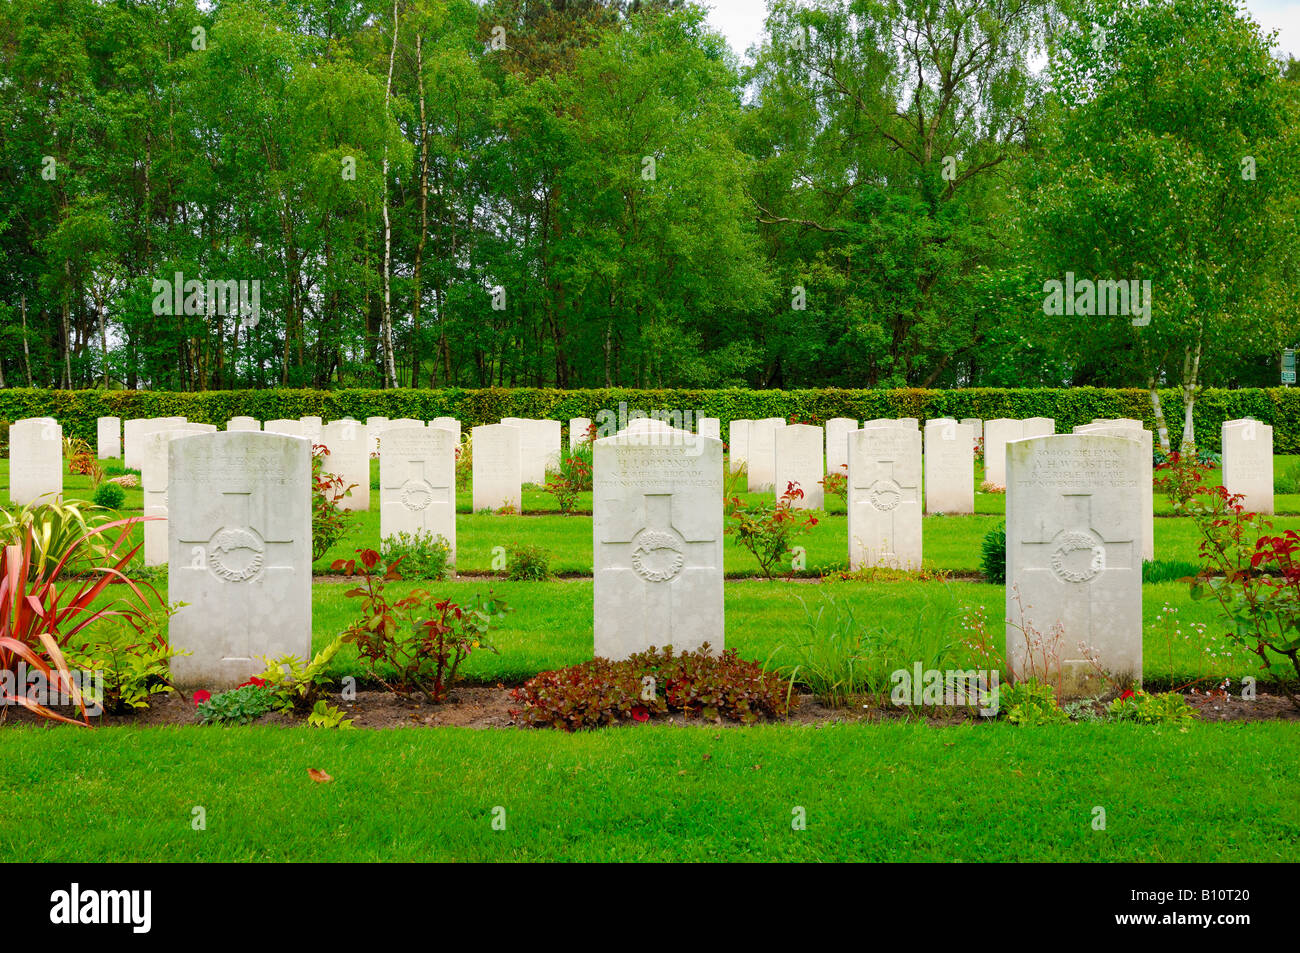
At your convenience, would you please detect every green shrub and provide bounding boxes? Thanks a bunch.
[506,544,553,581]
[545,451,592,514]
[65,611,186,713]
[196,683,280,725]
[980,522,1006,583]
[1107,690,1197,726]
[92,482,127,510]
[1001,679,1069,725]
[381,530,452,580]
[558,438,594,491]
[510,644,796,729]
[725,484,819,579]
[254,635,346,714]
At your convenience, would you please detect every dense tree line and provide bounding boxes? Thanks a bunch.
[1,0,1297,408]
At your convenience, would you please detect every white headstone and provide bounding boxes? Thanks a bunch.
[775,424,824,509]
[97,416,121,459]
[431,417,461,442]
[142,424,216,565]
[1222,419,1274,515]
[960,417,983,440]
[698,417,720,441]
[985,418,1054,487]
[9,418,62,505]
[924,419,974,514]
[226,417,261,432]
[728,419,751,475]
[746,417,786,493]
[264,419,304,437]
[168,431,311,688]
[472,423,521,512]
[366,417,389,455]
[824,418,857,478]
[570,418,592,451]
[124,416,186,470]
[848,426,922,569]
[1074,422,1154,560]
[501,417,560,485]
[319,419,371,512]
[1006,434,1143,695]
[380,426,456,560]
[594,420,723,660]
[300,416,324,443]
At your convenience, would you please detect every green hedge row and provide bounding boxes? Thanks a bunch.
[1,386,1297,453]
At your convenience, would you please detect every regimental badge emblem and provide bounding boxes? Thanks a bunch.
[868,478,903,511]
[208,527,265,583]
[1049,530,1106,583]
[630,529,685,583]
[400,479,434,511]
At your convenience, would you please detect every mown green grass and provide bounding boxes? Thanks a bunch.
[1,721,1295,861]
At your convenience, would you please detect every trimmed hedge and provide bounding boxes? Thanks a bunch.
[1,386,1298,453]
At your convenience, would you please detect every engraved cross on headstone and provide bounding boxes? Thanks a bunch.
[600,493,717,629]
[178,488,296,662]
[1018,492,1135,660]
[860,456,920,559]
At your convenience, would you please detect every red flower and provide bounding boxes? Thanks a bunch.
[630,706,650,723]
[238,676,266,688]
[193,690,211,706]
[1119,690,1135,701]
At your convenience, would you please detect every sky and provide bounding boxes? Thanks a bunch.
[702,0,1300,61]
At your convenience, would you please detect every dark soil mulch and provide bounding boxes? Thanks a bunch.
[4,686,1296,730]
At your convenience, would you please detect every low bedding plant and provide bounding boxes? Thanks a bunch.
[510,644,795,730]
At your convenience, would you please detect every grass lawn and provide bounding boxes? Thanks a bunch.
[3,721,1297,862]
[2,448,1298,865]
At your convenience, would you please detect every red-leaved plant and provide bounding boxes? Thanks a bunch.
[725,482,819,579]
[1173,468,1300,709]
[333,549,508,703]
[510,644,796,730]
[0,517,164,725]
[312,444,356,562]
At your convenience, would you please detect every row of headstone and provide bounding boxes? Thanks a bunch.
[157,417,1253,694]
[592,422,1150,697]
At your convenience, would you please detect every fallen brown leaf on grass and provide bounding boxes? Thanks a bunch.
[308,769,333,783]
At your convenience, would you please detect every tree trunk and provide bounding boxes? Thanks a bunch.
[411,32,429,388]
[378,0,400,389]
[61,260,73,388]
[1179,329,1204,453]
[1147,377,1171,453]
[21,295,33,386]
